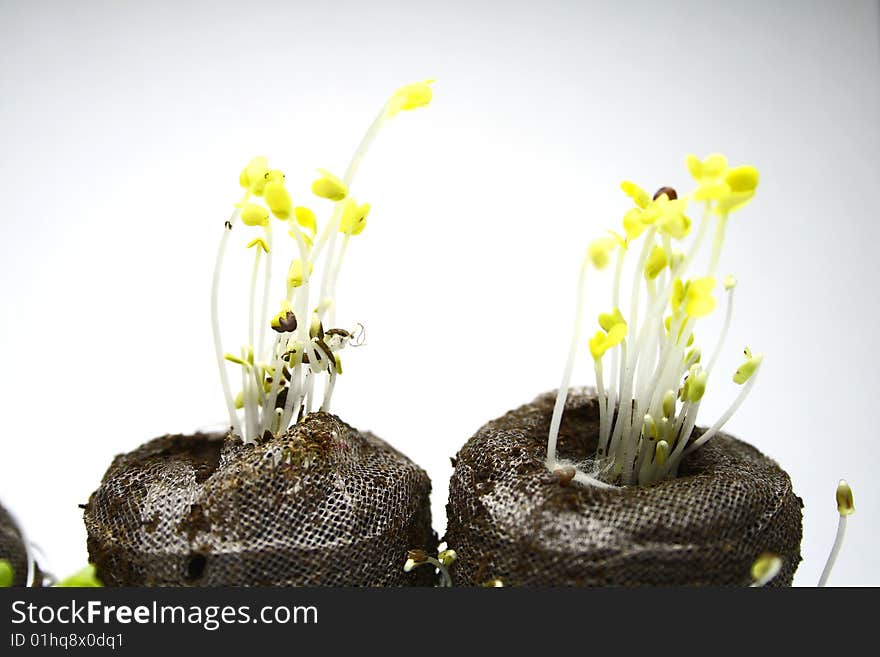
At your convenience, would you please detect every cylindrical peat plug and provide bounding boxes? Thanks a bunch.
[1,501,39,587]
[445,390,803,586]
[85,412,436,586]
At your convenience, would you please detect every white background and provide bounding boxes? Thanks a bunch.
[1,0,878,586]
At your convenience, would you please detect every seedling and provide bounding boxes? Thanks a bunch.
[211,81,433,443]
[750,479,855,587]
[403,548,456,587]
[818,480,855,586]
[547,154,762,486]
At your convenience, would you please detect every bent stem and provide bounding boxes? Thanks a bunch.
[819,480,855,587]
[403,551,454,587]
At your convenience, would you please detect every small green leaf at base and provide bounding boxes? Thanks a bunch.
[55,564,103,588]
[0,559,14,587]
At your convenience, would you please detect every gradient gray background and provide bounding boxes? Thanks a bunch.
[1,0,878,586]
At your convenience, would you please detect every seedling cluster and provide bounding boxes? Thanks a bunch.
[210,81,433,443]
[547,154,763,486]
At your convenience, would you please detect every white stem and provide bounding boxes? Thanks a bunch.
[637,439,657,485]
[240,350,255,442]
[635,292,660,404]
[619,396,641,484]
[257,224,273,360]
[547,255,589,467]
[250,362,267,406]
[606,346,619,449]
[281,361,304,429]
[571,469,616,490]
[312,103,390,278]
[627,229,656,355]
[314,201,344,321]
[247,248,262,352]
[616,341,628,420]
[324,233,351,328]
[211,201,247,438]
[605,247,626,445]
[706,285,734,376]
[668,399,701,475]
[304,368,316,415]
[263,335,287,434]
[682,202,711,273]
[595,360,607,452]
[671,398,691,444]
[646,319,693,419]
[286,220,313,352]
[612,245,625,309]
[321,367,337,412]
[683,364,761,456]
[425,557,453,588]
[610,235,668,460]
[818,515,847,587]
[708,214,728,277]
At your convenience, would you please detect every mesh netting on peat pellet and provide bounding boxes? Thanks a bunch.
[85,412,436,586]
[445,390,803,586]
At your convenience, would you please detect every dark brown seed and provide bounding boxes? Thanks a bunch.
[271,311,298,333]
[653,186,677,201]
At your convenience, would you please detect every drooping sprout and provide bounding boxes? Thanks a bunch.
[211,81,434,443]
[818,480,855,587]
[403,548,456,587]
[547,154,762,486]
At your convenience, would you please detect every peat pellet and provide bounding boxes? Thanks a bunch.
[445,389,803,586]
[85,412,436,586]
